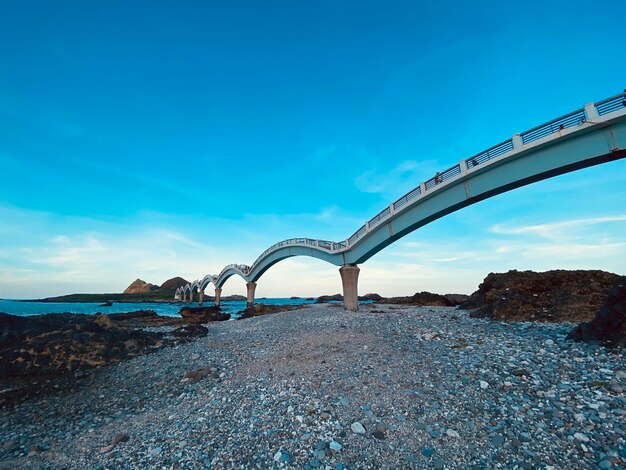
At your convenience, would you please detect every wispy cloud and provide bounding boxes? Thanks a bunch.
[490,215,626,239]
[354,159,441,199]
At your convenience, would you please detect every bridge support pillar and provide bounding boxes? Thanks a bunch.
[198,291,204,306]
[246,282,257,308]
[214,288,222,307]
[189,290,194,304]
[340,265,360,312]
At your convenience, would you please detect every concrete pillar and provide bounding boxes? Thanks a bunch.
[340,265,360,312]
[246,282,257,308]
[214,288,222,307]
[198,290,204,306]
[189,290,194,304]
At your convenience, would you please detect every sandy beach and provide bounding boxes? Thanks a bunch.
[1,303,625,469]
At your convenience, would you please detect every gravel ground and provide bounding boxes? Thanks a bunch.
[1,304,625,469]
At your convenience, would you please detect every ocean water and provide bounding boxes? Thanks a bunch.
[0,298,321,319]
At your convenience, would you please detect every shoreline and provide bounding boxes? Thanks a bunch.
[1,304,624,469]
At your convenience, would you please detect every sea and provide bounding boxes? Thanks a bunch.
[0,298,324,319]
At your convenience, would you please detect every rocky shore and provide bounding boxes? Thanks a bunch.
[1,303,624,469]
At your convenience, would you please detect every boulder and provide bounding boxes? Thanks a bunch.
[461,269,621,322]
[179,306,230,323]
[567,277,626,347]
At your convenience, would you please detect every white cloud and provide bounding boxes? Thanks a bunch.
[354,159,441,198]
[490,215,626,239]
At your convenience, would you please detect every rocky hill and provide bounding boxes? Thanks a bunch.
[159,277,189,292]
[123,279,159,294]
[460,269,621,322]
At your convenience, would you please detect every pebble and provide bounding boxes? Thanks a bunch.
[329,441,342,452]
[351,422,366,434]
[480,380,489,389]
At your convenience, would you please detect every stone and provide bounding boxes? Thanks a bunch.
[574,433,590,442]
[598,460,612,469]
[422,448,435,457]
[491,434,505,446]
[149,447,162,458]
[111,433,129,445]
[446,428,460,438]
[372,430,386,440]
[480,380,489,389]
[329,441,342,452]
[314,440,327,450]
[351,422,366,434]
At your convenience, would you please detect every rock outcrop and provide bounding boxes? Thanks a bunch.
[0,311,165,378]
[123,279,158,294]
[567,277,626,347]
[378,292,455,307]
[237,304,305,320]
[460,269,621,322]
[316,294,343,303]
[179,306,230,323]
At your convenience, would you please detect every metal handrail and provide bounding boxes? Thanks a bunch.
[595,91,626,116]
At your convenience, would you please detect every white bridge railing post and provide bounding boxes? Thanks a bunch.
[512,133,523,149]
[584,102,599,123]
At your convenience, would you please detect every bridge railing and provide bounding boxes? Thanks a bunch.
[594,91,626,116]
[347,224,367,246]
[467,139,514,167]
[521,108,586,145]
[393,185,421,211]
[424,163,462,191]
[368,206,391,230]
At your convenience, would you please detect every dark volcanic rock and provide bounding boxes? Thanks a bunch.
[378,292,454,306]
[461,269,621,322]
[0,312,166,378]
[315,294,343,303]
[237,304,304,320]
[179,306,230,323]
[567,277,626,347]
[444,293,470,305]
[171,324,209,338]
[361,293,384,301]
[107,310,159,321]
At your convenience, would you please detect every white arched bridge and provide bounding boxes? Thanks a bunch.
[176,91,626,311]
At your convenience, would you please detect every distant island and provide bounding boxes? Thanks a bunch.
[29,276,190,303]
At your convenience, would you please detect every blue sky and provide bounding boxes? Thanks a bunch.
[1,1,625,299]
